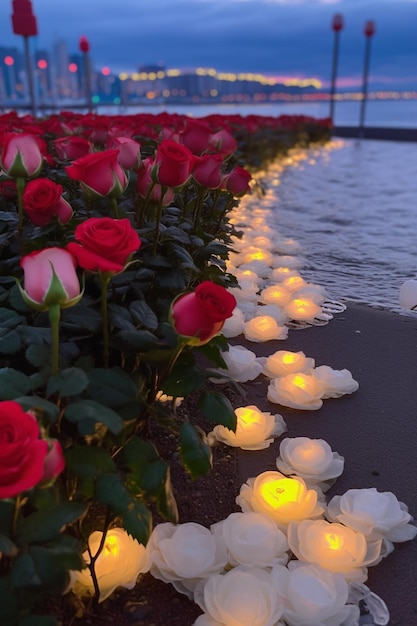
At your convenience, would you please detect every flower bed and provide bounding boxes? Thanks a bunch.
[2,110,414,626]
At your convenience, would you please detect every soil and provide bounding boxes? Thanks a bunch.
[48,393,243,626]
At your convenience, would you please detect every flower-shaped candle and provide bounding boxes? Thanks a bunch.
[311,365,359,398]
[270,267,298,281]
[276,437,344,490]
[239,247,274,266]
[260,284,291,307]
[287,519,383,582]
[284,297,322,322]
[210,405,287,450]
[212,345,263,383]
[244,315,288,342]
[262,350,315,378]
[236,470,324,529]
[267,373,324,410]
[281,275,307,293]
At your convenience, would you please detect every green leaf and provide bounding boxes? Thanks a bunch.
[115,329,157,352]
[65,445,116,478]
[108,303,135,331]
[122,501,152,546]
[0,501,14,534]
[19,615,59,626]
[17,502,87,544]
[10,553,41,588]
[25,344,51,368]
[161,364,205,397]
[19,326,51,345]
[94,473,131,513]
[28,546,69,592]
[198,390,237,431]
[15,397,60,425]
[130,300,159,330]
[87,367,139,408]
[139,462,178,523]
[0,307,26,328]
[0,328,21,354]
[0,369,38,400]
[64,400,124,434]
[179,423,212,480]
[61,306,102,333]
[0,534,17,557]
[46,367,89,398]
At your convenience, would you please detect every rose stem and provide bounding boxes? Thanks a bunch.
[48,304,61,376]
[100,273,112,368]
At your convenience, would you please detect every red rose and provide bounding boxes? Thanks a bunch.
[180,120,213,155]
[53,136,93,161]
[136,158,174,205]
[151,140,194,188]
[209,129,237,157]
[23,178,73,226]
[0,132,44,178]
[192,154,224,189]
[170,281,236,345]
[65,149,128,198]
[0,401,48,498]
[67,217,141,273]
[221,166,252,197]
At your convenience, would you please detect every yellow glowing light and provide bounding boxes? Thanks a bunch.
[248,251,267,261]
[238,408,261,426]
[104,535,120,557]
[260,478,301,509]
[282,353,298,364]
[325,532,342,551]
[292,374,308,389]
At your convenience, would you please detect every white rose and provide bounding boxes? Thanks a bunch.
[399,279,417,309]
[221,307,246,338]
[295,283,328,304]
[270,268,300,282]
[288,519,383,583]
[271,562,360,626]
[238,300,257,321]
[236,470,324,529]
[211,511,289,568]
[194,566,284,626]
[327,488,417,545]
[71,528,150,603]
[267,373,324,410]
[262,350,315,378]
[244,316,289,342]
[260,284,292,307]
[254,304,289,325]
[274,237,303,255]
[228,280,259,304]
[311,365,359,399]
[148,522,228,598]
[211,405,287,451]
[276,437,344,490]
[211,345,263,383]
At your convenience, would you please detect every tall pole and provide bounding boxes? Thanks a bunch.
[329,13,344,123]
[359,20,376,134]
[11,0,38,118]
[79,36,93,113]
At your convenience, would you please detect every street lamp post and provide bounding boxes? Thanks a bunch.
[11,0,38,117]
[329,13,344,124]
[359,20,376,134]
[79,36,93,113]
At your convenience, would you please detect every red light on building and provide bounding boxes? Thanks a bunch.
[79,36,90,53]
[332,13,344,32]
[364,20,376,37]
[68,63,78,73]
[101,67,111,76]
[4,56,14,66]
[37,59,47,70]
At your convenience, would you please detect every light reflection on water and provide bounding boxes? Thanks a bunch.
[246,139,417,312]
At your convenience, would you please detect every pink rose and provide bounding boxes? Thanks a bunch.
[67,217,141,273]
[20,247,81,310]
[0,132,44,178]
[0,401,48,498]
[53,136,93,161]
[192,153,223,188]
[151,140,194,188]
[108,136,141,169]
[23,178,73,226]
[221,166,252,197]
[136,158,174,205]
[65,149,128,197]
[40,439,65,485]
[170,281,236,345]
[209,129,237,157]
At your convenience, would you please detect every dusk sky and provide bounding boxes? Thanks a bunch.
[1,0,417,90]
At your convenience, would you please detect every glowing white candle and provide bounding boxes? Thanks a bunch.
[267,373,324,410]
[262,350,315,378]
[261,284,291,307]
[285,297,322,322]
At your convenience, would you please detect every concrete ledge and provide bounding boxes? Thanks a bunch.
[333,126,417,142]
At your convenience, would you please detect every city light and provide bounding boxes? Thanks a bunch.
[4,56,14,66]
[37,59,48,70]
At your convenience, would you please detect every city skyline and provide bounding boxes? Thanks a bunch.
[1,0,416,91]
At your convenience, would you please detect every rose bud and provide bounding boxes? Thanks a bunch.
[66,149,128,198]
[40,439,65,485]
[221,166,252,197]
[180,120,213,155]
[66,216,141,273]
[151,139,194,188]
[209,128,238,156]
[108,136,142,169]
[136,158,174,205]
[0,132,44,178]
[23,178,73,226]
[19,247,82,312]
[53,136,93,161]
[170,281,236,346]
[192,154,224,189]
